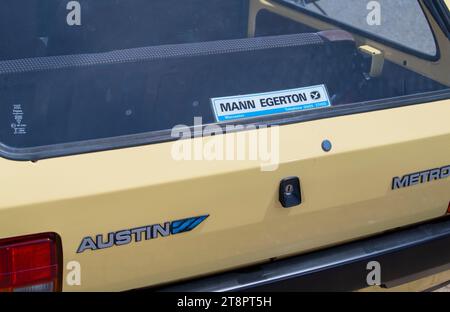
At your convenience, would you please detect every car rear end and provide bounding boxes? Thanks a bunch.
[0,0,449,292]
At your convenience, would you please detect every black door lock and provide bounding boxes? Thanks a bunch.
[279,177,302,208]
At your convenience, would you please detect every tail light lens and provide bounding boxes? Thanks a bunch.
[447,202,450,215]
[0,233,61,292]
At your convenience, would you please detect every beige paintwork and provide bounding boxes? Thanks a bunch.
[0,1,448,292]
[0,100,449,291]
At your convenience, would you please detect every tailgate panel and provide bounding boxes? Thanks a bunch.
[0,100,449,291]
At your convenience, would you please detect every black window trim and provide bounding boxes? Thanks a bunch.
[425,0,450,39]
[1,88,449,162]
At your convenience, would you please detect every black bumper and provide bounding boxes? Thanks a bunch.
[159,216,450,291]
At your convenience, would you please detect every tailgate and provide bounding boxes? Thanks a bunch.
[0,101,449,291]
[0,0,449,292]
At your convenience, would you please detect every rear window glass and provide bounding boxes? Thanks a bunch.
[280,0,438,57]
[0,0,448,158]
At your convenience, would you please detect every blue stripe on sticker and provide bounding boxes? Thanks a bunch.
[217,101,331,122]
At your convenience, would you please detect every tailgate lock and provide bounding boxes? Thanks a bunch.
[279,177,302,208]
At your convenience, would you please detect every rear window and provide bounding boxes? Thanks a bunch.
[0,0,448,159]
[280,0,438,57]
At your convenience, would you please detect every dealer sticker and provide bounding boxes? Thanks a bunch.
[211,85,331,122]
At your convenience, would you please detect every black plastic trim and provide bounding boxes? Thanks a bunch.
[425,0,450,39]
[0,33,324,75]
[1,88,449,162]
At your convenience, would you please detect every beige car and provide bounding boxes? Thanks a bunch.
[0,0,449,292]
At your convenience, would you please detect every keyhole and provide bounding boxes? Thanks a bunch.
[285,184,294,196]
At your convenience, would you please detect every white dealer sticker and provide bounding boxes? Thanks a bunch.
[211,85,331,122]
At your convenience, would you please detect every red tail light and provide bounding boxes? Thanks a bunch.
[0,233,61,292]
[447,202,450,215]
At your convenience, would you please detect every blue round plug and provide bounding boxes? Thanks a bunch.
[322,140,332,152]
